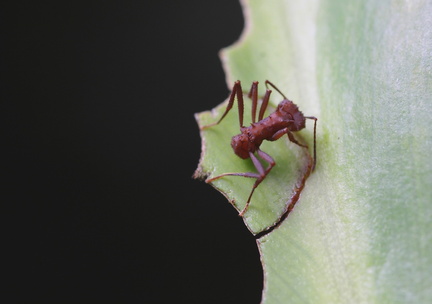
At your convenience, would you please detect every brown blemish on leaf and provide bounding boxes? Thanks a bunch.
[255,149,313,238]
[192,112,210,181]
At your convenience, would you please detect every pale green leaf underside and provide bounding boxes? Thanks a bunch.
[197,0,432,303]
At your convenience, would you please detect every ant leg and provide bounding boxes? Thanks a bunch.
[277,118,317,170]
[205,169,261,216]
[206,149,275,216]
[256,149,276,178]
[287,131,308,148]
[239,150,275,216]
[248,81,259,123]
[258,89,272,121]
[271,127,318,170]
[305,116,318,170]
[201,81,245,130]
[206,172,260,183]
[249,82,272,122]
[270,127,288,141]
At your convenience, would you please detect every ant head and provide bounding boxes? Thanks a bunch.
[278,100,306,131]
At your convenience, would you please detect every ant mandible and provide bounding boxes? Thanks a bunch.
[201,80,317,217]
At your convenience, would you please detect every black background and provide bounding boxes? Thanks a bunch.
[2,1,263,303]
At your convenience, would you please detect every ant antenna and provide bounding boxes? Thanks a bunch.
[265,80,288,100]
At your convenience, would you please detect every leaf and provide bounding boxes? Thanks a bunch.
[196,0,432,303]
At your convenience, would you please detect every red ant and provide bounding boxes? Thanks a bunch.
[201,80,317,216]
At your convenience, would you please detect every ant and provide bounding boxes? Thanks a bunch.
[201,80,317,217]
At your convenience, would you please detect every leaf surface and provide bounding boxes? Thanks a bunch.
[196,0,432,302]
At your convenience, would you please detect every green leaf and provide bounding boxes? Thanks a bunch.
[195,0,432,303]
